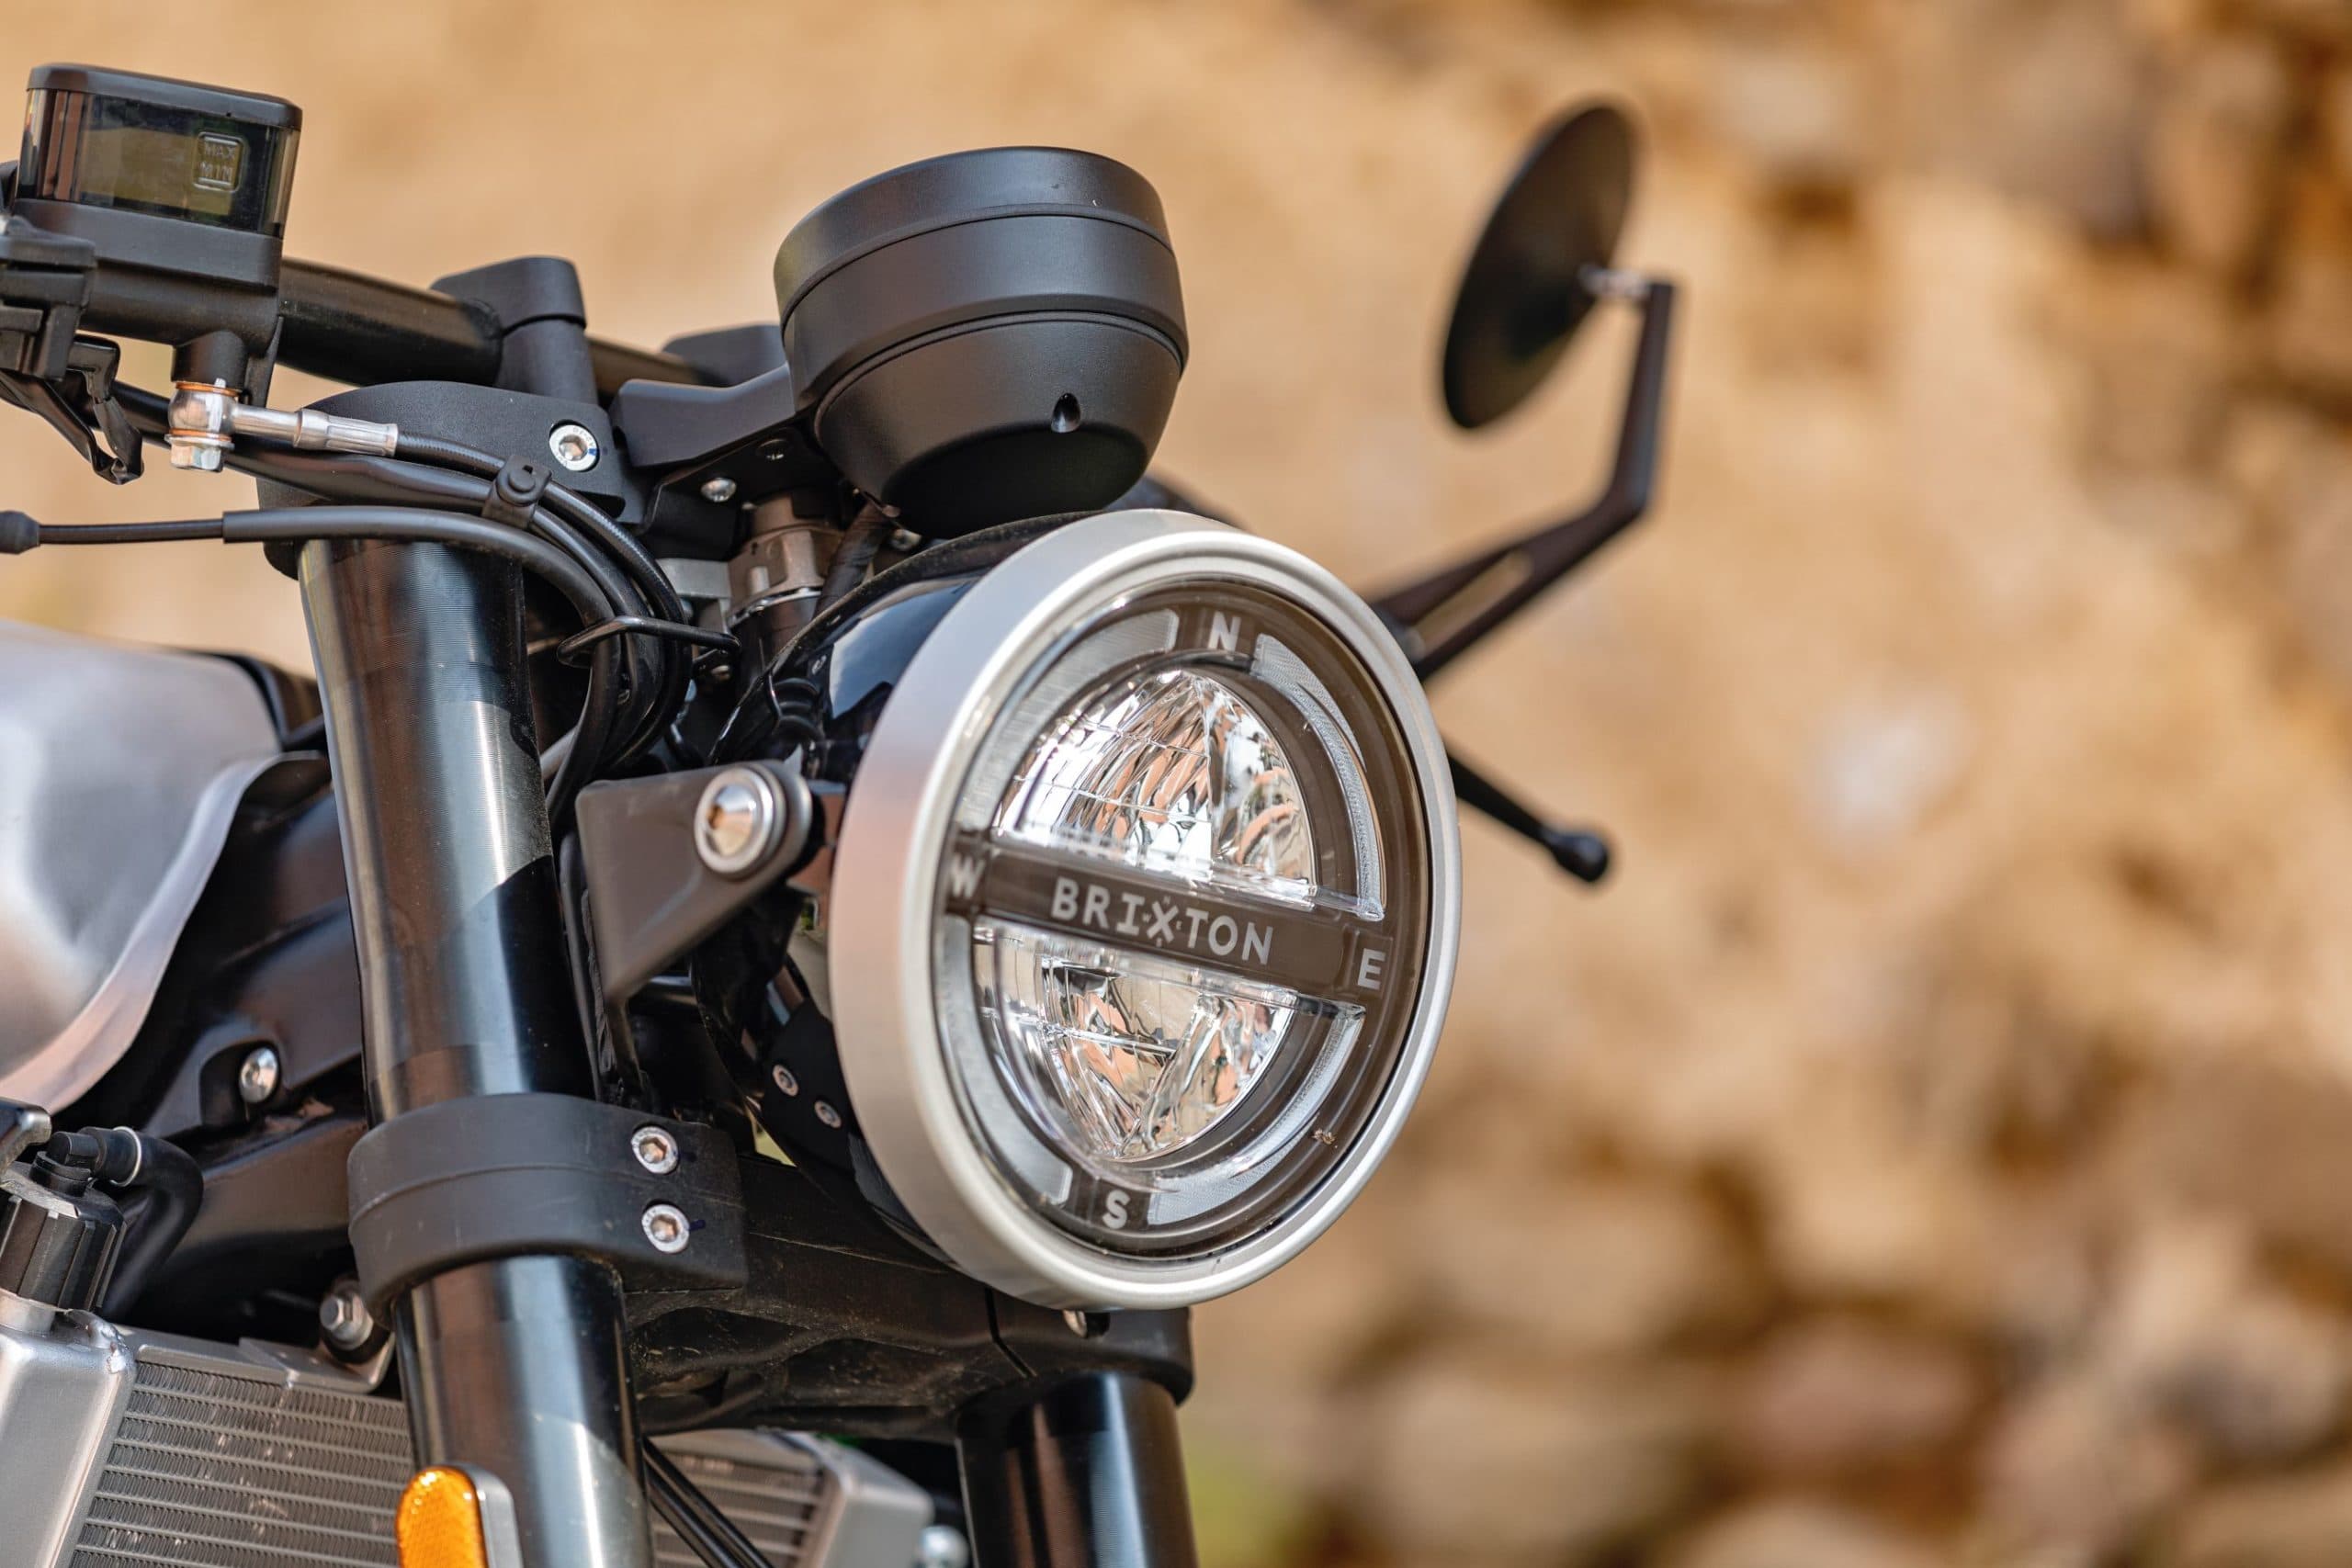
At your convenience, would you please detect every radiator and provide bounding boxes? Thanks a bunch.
[0,1311,928,1568]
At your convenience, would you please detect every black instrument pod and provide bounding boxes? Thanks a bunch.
[775,147,1186,536]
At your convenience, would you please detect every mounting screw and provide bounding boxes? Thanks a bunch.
[695,766,783,877]
[813,1100,842,1130]
[319,1280,375,1351]
[236,1045,281,1105]
[770,1064,799,1097]
[548,423,601,471]
[641,1202,691,1254]
[630,1125,680,1175]
[699,476,739,504]
[918,1525,970,1568]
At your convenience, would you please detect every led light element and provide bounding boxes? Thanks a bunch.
[830,511,1459,1309]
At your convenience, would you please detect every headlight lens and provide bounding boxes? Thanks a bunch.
[985,665,1320,1165]
[830,513,1459,1308]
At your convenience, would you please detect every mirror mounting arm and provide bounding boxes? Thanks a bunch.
[1376,275,1677,683]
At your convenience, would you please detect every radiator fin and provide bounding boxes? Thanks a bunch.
[652,1447,827,1567]
[63,1349,832,1567]
[70,1356,408,1567]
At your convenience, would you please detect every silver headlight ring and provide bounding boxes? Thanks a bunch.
[829,511,1461,1309]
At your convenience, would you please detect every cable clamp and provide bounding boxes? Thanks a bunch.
[481,457,550,528]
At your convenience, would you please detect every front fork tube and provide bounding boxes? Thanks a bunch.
[301,535,650,1567]
[959,1372,1200,1568]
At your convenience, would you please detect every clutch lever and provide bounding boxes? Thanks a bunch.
[1376,270,1676,682]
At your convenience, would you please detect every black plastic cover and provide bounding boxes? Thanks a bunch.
[21,65,300,238]
[775,147,1185,536]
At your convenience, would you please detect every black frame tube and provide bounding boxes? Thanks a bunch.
[300,533,650,1566]
[957,1374,1200,1568]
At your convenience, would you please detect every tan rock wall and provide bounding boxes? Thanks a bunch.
[5,1,2351,1562]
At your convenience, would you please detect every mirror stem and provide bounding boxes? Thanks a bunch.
[1376,276,1678,682]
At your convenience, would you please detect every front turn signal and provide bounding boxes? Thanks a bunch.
[397,1466,492,1568]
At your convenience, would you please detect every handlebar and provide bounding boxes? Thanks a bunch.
[277,260,718,396]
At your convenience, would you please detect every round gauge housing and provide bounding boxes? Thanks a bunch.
[828,511,1458,1308]
[774,148,1186,537]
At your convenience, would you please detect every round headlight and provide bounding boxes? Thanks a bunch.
[831,511,1458,1308]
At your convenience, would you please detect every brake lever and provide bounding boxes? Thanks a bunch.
[0,336,142,484]
[1448,749,1611,885]
[1377,271,1676,683]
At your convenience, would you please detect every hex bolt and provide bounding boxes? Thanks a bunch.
[548,422,601,472]
[699,477,739,504]
[630,1125,680,1175]
[694,767,782,876]
[641,1202,692,1255]
[771,1064,799,1097]
[813,1100,842,1130]
[236,1045,281,1105]
[319,1280,376,1351]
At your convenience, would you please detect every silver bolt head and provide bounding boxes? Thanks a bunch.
[548,423,601,471]
[631,1125,681,1175]
[919,1525,971,1568]
[168,440,227,472]
[236,1045,281,1105]
[699,476,740,504]
[771,1064,799,1097]
[319,1283,374,1348]
[813,1100,843,1130]
[695,767,781,876]
[641,1202,692,1254]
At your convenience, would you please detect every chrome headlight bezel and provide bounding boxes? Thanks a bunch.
[830,511,1460,1309]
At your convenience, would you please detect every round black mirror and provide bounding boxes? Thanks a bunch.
[1440,103,1636,431]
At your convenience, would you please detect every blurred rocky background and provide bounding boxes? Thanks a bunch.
[8,0,2352,1562]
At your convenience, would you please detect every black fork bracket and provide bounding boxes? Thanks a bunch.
[575,762,820,1005]
[345,1095,747,1314]
[627,1155,1193,1440]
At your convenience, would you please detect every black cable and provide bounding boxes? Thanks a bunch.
[28,518,221,544]
[37,505,624,818]
[817,507,891,613]
[114,386,672,788]
[640,1441,777,1568]
[401,434,685,621]
[176,439,670,767]
[109,384,717,781]
[396,432,695,760]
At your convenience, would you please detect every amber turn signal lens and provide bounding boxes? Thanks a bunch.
[397,1466,491,1568]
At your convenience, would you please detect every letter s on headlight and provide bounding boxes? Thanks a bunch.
[829,511,1460,1309]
